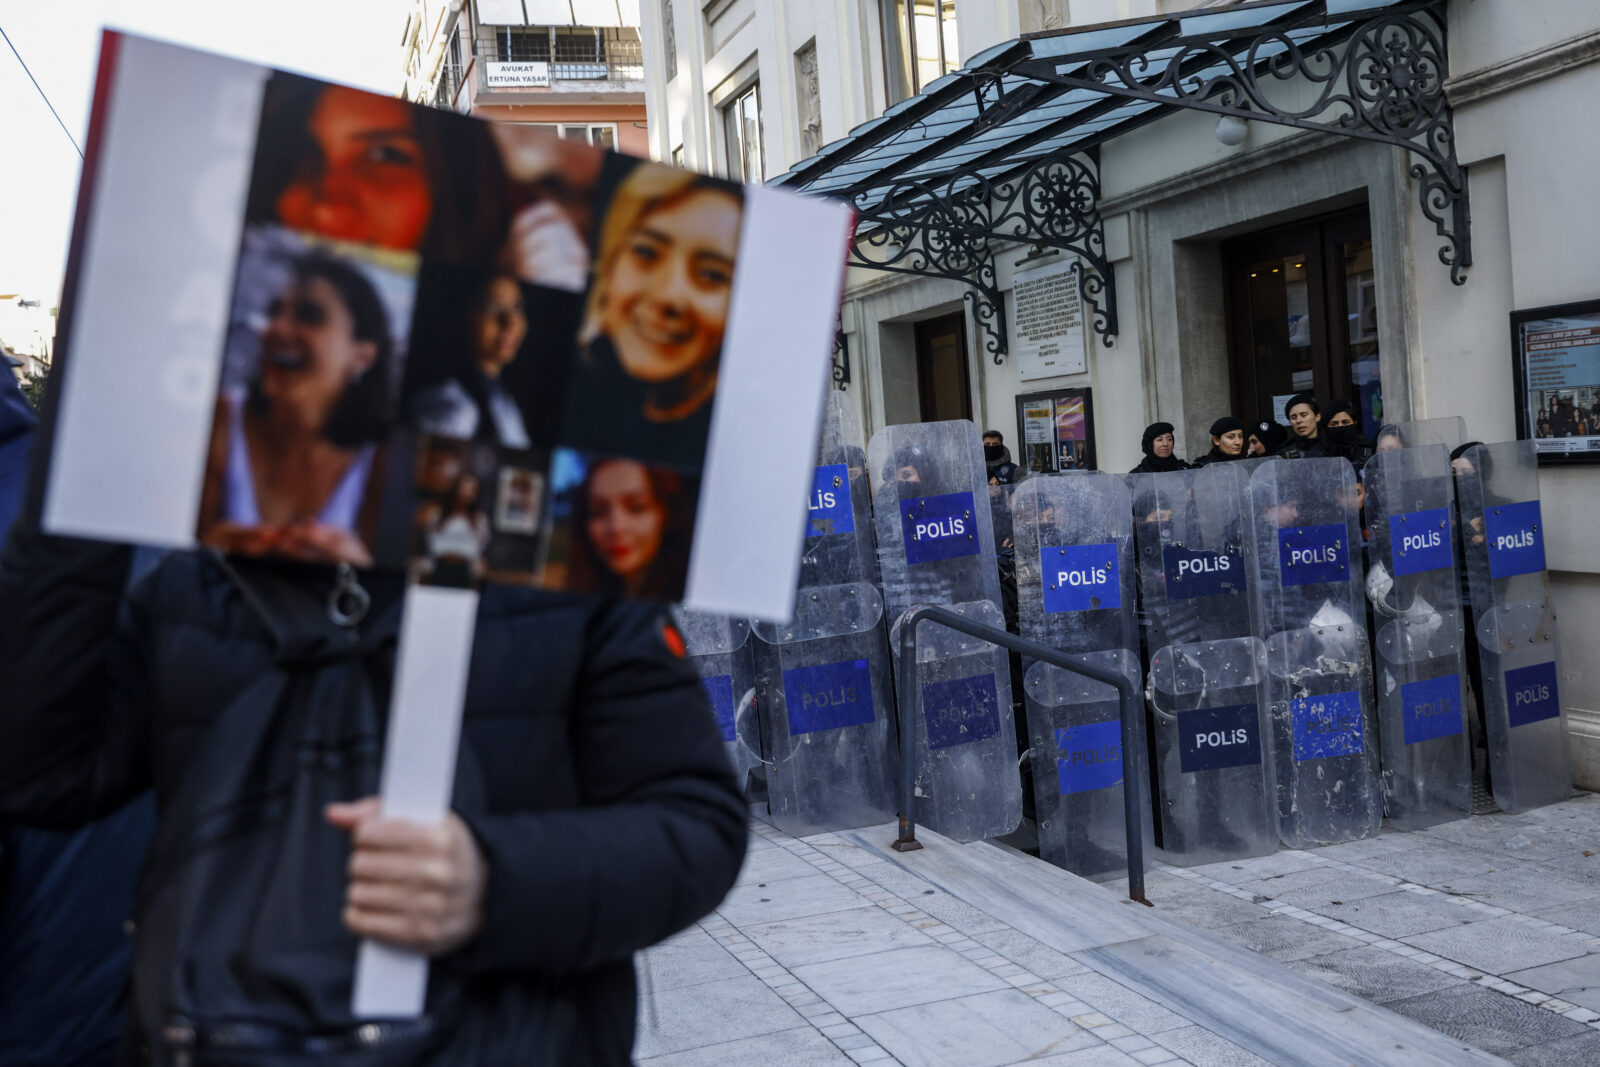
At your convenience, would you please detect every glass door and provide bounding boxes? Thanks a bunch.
[1223,208,1378,432]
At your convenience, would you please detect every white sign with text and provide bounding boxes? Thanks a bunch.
[1011,256,1087,381]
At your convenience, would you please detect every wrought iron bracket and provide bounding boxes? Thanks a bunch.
[849,186,1010,362]
[1012,0,1470,283]
[847,148,1117,361]
[833,310,851,389]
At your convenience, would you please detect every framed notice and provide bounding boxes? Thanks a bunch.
[1010,256,1087,380]
[1014,388,1096,474]
[1510,300,1600,465]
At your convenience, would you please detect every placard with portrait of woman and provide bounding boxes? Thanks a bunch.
[41,31,853,617]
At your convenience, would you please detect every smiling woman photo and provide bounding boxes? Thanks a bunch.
[561,165,745,469]
[196,247,407,566]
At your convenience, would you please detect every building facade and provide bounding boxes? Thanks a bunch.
[642,0,1600,786]
[403,0,648,156]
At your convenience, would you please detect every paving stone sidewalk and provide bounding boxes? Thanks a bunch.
[627,797,1598,1065]
[1103,791,1600,1066]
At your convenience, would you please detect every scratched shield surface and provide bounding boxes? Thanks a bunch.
[868,419,1020,842]
[1363,444,1472,830]
[1011,473,1150,881]
[674,610,763,797]
[1455,440,1572,813]
[1248,458,1381,849]
[753,393,898,836]
[1131,465,1278,867]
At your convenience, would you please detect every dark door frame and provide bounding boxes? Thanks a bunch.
[1221,205,1371,423]
[913,311,973,423]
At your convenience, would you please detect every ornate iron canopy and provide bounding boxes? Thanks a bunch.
[773,0,1468,372]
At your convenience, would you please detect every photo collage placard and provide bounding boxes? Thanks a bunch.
[195,72,746,599]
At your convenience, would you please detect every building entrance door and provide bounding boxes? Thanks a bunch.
[915,312,973,423]
[1223,208,1381,436]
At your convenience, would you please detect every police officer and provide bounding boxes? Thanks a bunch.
[1192,417,1247,466]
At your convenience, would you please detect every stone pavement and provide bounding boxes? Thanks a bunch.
[626,798,1600,1066]
[1104,791,1600,1066]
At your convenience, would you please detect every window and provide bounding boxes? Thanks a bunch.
[661,0,678,83]
[433,31,465,109]
[522,122,618,149]
[722,83,763,183]
[881,0,958,106]
[672,144,686,167]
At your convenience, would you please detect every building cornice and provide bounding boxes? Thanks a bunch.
[1445,29,1600,108]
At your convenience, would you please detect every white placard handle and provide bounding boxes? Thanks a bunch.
[351,584,479,1018]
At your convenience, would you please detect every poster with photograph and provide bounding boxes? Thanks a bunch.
[41,31,854,618]
[1511,301,1600,464]
[1013,388,1097,474]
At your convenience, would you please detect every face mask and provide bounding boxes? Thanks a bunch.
[984,444,1005,462]
[1327,424,1362,445]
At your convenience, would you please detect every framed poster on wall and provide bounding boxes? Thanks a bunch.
[1510,300,1600,465]
[1014,388,1096,474]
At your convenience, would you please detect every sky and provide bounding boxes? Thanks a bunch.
[0,0,407,305]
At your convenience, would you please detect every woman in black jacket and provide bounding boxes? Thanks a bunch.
[1129,421,1189,474]
[0,484,747,1064]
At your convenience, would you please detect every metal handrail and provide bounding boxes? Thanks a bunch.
[892,604,1150,905]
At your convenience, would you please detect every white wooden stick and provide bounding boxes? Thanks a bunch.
[352,584,479,1018]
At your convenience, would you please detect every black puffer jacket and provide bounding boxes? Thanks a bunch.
[0,524,747,1065]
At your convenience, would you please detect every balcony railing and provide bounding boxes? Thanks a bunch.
[473,29,644,87]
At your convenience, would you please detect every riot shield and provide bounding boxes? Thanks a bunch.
[869,420,1021,842]
[674,609,762,794]
[751,393,898,835]
[1130,466,1277,865]
[1248,458,1382,848]
[800,392,879,586]
[1392,416,1466,452]
[1012,474,1152,881]
[1362,445,1471,829]
[1455,441,1571,812]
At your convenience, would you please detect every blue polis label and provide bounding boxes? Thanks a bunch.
[1041,543,1122,613]
[1162,543,1245,600]
[1055,720,1124,795]
[1401,673,1464,746]
[1388,507,1453,577]
[901,491,981,566]
[1485,500,1546,579]
[1178,703,1262,773]
[922,673,1001,750]
[784,659,875,736]
[1291,690,1364,762]
[1506,660,1561,728]
[701,674,736,743]
[807,464,854,538]
[1278,524,1350,587]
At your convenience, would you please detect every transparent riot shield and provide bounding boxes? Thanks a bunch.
[1130,466,1277,865]
[1455,441,1571,812]
[1248,458,1381,848]
[799,392,879,587]
[751,393,898,835]
[674,609,762,794]
[1362,445,1471,829]
[1011,473,1151,881]
[869,420,1021,842]
[1392,416,1466,452]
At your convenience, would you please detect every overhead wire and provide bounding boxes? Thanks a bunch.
[0,23,84,159]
